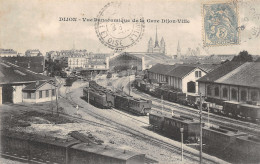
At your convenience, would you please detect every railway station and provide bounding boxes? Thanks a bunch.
[1,1,260,163]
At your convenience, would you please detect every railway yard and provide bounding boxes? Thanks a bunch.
[1,75,259,164]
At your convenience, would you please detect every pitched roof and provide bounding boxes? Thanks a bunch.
[0,59,52,85]
[23,81,48,91]
[215,62,260,88]
[2,56,44,73]
[197,61,245,82]
[148,63,176,74]
[166,65,197,78]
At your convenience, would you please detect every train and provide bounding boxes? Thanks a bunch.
[1,130,145,164]
[149,111,260,163]
[202,126,260,163]
[65,76,78,86]
[83,81,152,115]
[134,80,260,123]
[149,111,201,143]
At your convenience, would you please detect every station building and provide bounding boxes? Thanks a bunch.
[0,60,55,105]
[197,61,260,104]
[147,63,208,93]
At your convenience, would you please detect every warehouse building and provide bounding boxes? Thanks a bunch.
[0,60,55,105]
[197,61,260,104]
[147,63,208,93]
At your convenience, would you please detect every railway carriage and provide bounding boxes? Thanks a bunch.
[105,90,115,107]
[202,126,247,156]
[167,91,186,103]
[176,92,187,105]
[163,115,200,142]
[209,103,223,114]
[83,87,113,108]
[114,95,151,115]
[149,112,201,143]
[232,135,260,162]
[149,111,165,130]
[65,76,77,86]
[222,101,241,118]
[187,94,200,108]
[238,103,260,122]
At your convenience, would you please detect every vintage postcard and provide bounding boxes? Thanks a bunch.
[0,0,260,164]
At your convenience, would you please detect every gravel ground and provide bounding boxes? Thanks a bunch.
[0,76,228,164]
[0,157,26,164]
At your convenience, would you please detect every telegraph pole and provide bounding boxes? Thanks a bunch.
[88,87,90,104]
[51,80,53,115]
[54,78,59,115]
[161,95,164,113]
[129,71,131,96]
[199,93,203,164]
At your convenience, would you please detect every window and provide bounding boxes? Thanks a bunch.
[39,91,42,98]
[207,85,211,96]
[214,86,219,97]
[195,71,202,78]
[195,71,198,77]
[27,92,31,99]
[52,89,55,96]
[223,88,228,98]
[241,90,247,102]
[231,89,237,100]
[46,90,49,97]
[251,91,258,101]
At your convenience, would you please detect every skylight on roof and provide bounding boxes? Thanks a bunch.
[0,63,11,68]
[14,70,26,76]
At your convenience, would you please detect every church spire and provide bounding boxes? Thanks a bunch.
[177,40,181,57]
[177,40,180,51]
[154,26,159,48]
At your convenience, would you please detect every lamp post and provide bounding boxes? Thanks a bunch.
[180,127,184,161]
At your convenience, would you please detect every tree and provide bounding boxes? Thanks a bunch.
[232,51,253,62]
[255,57,260,62]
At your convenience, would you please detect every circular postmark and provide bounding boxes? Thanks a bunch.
[95,2,145,51]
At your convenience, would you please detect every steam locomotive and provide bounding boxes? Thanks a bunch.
[83,81,152,115]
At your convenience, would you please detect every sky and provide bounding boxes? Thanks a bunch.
[0,0,260,56]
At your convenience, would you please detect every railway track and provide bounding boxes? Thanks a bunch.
[133,88,260,135]
[65,89,219,164]
[4,101,155,164]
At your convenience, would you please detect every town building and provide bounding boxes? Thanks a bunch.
[0,60,55,105]
[66,55,88,69]
[197,61,260,103]
[0,49,18,57]
[147,27,165,54]
[147,63,208,93]
[109,52,145,71]
[46,49,88,61]
[25,49,42,56]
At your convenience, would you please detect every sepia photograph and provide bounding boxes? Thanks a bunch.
[0,0,260,163]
